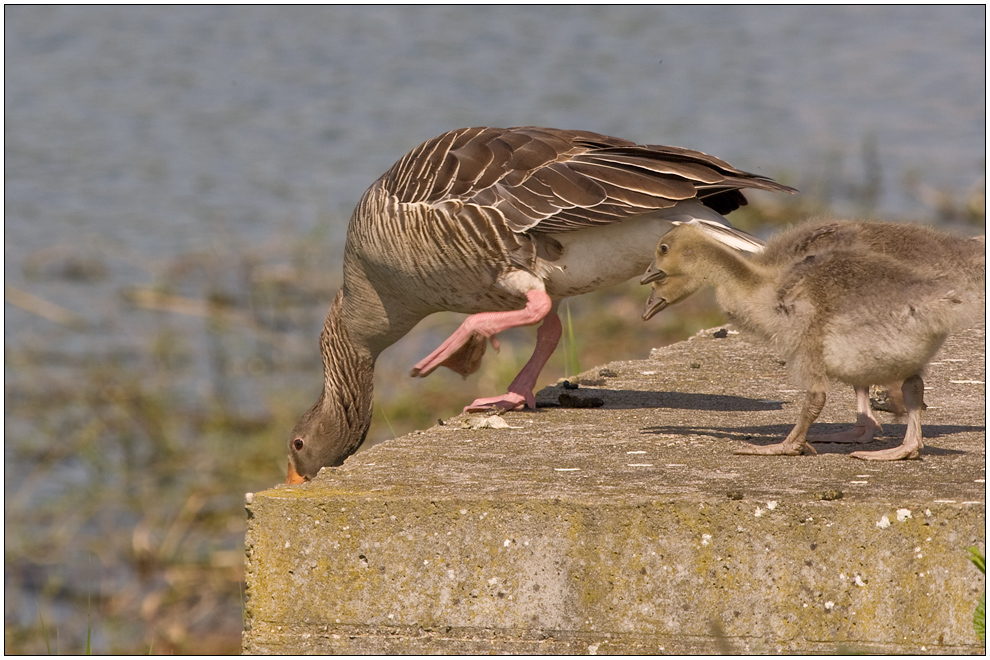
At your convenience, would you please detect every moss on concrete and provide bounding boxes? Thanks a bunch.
[244,324,986,654]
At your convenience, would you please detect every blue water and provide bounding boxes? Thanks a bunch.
[6,6,984,263]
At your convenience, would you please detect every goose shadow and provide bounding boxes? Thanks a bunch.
[641,423,980,456]
[538,387,786,412]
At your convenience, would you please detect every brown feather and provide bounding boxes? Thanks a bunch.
[569,161,699,202]
[529,163,608,208]
[372,126,795,237]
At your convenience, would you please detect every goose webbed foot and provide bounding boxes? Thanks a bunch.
[811,423,879,444]
[811,386,883,444]
[412,332,492,379]
[735,439,816,456]
[735,390,825,458]
[811,417,882,444]
[849,444,921,461]
[463,309,562,413]
[464,391,529,413]
[850,375,925,461]
[410,330,495,379]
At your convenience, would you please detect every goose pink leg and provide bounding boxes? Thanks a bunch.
[464,310,561,412]
[410,290,557,411]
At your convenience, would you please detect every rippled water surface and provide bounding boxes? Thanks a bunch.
[6,6,985,338]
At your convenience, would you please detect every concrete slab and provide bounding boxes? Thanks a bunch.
[243,323,986,654]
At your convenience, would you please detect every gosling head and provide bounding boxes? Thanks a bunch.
[286,395,367,484]
[640,224,711,321]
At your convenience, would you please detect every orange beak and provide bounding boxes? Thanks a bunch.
[286,460,307,485]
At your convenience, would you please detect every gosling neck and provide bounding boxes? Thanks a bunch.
[691,240,767,316]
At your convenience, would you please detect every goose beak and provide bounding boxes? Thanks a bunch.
[641,260,664,285]
[642,288,669,321]
[286,460,307,485]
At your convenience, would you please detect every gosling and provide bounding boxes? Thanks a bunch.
[641,220,985,460]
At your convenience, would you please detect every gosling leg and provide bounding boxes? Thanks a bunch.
[736,390,825,456]
[851,375,925,461]
[811,386,883,444]
[872,381,909,415]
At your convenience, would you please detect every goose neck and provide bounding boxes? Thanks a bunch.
[319,289,375,433]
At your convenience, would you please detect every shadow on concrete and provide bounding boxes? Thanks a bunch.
[540,388,787,412]
[641,423,979,456]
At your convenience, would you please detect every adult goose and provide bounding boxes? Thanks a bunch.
[287,126,794,483]
[641,219,985,460]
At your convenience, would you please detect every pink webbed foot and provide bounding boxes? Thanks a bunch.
[411,333,496,379]
[464,391,531,413]
[410,289,561,413]
[410,330,497,379]
[464,308,563,413]
[811,421,881,444]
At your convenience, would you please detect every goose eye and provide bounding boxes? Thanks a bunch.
[293,438,305,452]
[659,243,669,254]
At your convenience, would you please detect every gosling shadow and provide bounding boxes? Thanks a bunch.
[641,423,979,456]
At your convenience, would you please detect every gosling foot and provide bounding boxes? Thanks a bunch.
[811,421,880,444]
[736,390,824,457]
[813,387,883,443]
[850,375,925,461]
[735,440,817,456]
[849,444,921,461]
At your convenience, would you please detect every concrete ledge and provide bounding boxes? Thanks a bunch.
[243,324,986,654]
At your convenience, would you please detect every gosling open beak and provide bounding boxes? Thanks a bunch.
[286,460,307,485]
[642,288,669,321]
[641,260,664,285]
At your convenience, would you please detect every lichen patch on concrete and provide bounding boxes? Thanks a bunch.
[244,324,986,654]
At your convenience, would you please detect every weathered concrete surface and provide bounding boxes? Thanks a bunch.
[243,323,986,654]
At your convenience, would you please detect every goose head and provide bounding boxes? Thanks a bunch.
[286,393,368,484]
[640,225,711,321]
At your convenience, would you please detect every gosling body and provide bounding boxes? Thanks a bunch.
[642,220,985,460]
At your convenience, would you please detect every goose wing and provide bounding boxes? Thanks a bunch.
[373,126,795,235]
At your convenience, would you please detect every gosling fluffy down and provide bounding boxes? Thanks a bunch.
[642,219,985,460]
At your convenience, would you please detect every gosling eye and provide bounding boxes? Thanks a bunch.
[293,438,305,452]
[659,243,669,255]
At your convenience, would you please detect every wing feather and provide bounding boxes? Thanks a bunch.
[370,126,795,237]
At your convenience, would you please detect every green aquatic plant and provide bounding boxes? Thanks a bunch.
[969,546,986,643]
[377,404,398,439]
[562,301,579,377]
[38,606,53,655]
